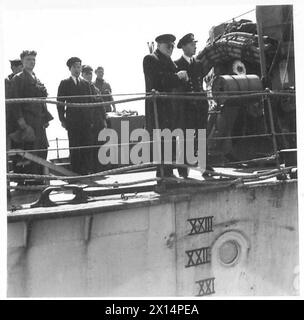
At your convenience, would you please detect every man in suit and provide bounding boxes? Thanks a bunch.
[143,34,189,178]
[9,51,53,183]
[175,33,210,177]
[57,57,96,174]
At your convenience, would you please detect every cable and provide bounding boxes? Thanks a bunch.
[281,7,294,88]
[221,8,256,25]
[46,92,149,100]
[4,90,296,109]
[5,96,148,108]
[6,130,297,156]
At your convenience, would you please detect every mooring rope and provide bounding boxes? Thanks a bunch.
[7,160,294,182]
[8,162,157,181]
[8,177,161,190]
[8,167,293,193]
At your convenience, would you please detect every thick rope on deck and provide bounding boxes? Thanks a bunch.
[8,162,157,181]
[8,177,161,191]
[206,166,294,179]
[7,160,294,182]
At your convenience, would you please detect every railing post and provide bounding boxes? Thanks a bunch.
[43,166,50,186]
[256,7,281,170]
[152,90,165,182]
[265,91,281,169]
[56,137,59,159]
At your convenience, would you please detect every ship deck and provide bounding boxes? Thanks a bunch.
[7,165,296,222]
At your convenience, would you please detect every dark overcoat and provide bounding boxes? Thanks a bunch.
[9,70,53,139]
[143,49,183,133]
[9,70,53,175]
[174,56,209,130]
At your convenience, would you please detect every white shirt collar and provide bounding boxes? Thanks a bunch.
[71,75,80,84]
[183,54,194,64]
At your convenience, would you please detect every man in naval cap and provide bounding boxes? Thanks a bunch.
[7,59,23,80]
[57,57,97,174]
[143,33,189,178]
[174,33,211,177]
[81,65,107,173]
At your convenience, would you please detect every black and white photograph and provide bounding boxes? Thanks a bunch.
[1,0,303,300]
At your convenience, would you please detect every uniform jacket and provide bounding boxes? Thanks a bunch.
[57,77,96,129]
[94,78,114,112]
[174,56,209,129]
[9,70,53,141]
[174,56,203,92]
[143,49,183,132]
[88,82,106,130]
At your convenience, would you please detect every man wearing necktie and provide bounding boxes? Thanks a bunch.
[57,57,96,174]
[174,33,210,178]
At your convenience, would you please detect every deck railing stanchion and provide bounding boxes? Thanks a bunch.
[256,7,281,170]
[152,90,165,183]
[56,137,59,159]
[265,93,281,169]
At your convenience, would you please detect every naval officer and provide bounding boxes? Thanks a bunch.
[143,33,189,178]
[174,33,210,177]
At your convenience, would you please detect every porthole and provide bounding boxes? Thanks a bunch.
[218,240,240,265]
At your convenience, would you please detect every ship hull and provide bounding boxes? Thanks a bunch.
[7,180,298,297]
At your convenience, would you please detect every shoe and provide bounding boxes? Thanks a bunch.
[202,165,214,177]
[178,167,189,178]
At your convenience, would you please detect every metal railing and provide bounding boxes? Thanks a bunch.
[5,89,297,190]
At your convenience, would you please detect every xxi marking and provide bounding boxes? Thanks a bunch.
[196,277,215,296]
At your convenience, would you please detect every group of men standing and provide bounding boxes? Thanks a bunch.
[5,33,210,183]
[143,33,210,178]
[5,51,113,182]
[57,58,114,174]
